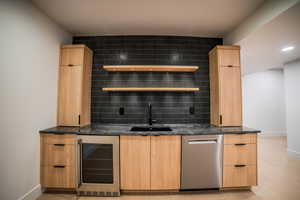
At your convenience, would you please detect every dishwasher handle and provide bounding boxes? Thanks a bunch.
[188,139,217,144]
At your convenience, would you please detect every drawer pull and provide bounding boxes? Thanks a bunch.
[53,165,65,168]
[227,65,233,67]
[68,64,74,67]
[234,164,246,168]
[54,144,65,146]
[235,143,246,146]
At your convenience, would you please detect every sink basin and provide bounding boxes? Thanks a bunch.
[130,126,172,132]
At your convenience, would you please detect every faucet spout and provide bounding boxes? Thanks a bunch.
[148,103,152,126]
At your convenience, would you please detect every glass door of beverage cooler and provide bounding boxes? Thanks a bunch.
[81,143,114,184]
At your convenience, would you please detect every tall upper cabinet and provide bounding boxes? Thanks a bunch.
[57,45,93,127]
[209,45,242,126]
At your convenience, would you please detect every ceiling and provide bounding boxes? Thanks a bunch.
[238,2,300,74]
[32,0,264,37]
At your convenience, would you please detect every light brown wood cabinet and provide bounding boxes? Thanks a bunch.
[57,45,93,127]
[150,135,181,190]
[120,135,181,191]
[223,134,257,188]
[120,136,151,190]
[209,46,242,126]
[40,134,77,188]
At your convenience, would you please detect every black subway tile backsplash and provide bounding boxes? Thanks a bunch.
[73,36,222,124]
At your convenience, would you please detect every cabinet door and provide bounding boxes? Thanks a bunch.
[219,66,242,126]
[223,165,257,187]
[150,136,181,190]
[41,166,76,188]
[57,65,82,126]
[223,144,257,166]
[41,144,76,166]
[120,136,151,190]
[60,47,84,66]
[218,49,240,67]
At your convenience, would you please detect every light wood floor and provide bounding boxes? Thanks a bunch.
[38,136,300,200]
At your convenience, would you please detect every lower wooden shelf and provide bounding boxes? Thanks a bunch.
[102,87,199,92]
[103,65,199,72]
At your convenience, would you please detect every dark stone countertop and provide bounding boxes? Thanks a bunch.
[39,123,260,136]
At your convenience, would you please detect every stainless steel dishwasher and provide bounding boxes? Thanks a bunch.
[181,135,223,189]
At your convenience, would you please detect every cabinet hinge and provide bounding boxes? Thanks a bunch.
[220,115,223,125]
[78,115,81,125]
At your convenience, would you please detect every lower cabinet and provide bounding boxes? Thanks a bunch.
[120,136,151,190]
[40,134,77,189]
[150,135,181,190]
[40,133,257,190]
[223,134,257,187]
[223,165,257,187]
[120,135,181,190]
[41,166,76,188]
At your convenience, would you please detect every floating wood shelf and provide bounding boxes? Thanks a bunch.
[103,65,199,72]
[102,87,199,92]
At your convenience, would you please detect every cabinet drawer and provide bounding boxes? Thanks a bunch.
[224,134,256,145]
[224,144,256,165]
[60,47,84,66]
[41,134,76,145]
[218,49,240,67]
[41,144,76,166]
[223,165,257,187]
[41,166,76,188]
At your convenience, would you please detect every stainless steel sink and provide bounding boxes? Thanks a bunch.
[130,126,172,131]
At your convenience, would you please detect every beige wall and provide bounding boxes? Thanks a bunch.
[0,0,71,199]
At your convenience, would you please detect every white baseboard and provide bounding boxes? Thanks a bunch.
[287,149,300,160]
[18,184,41,200]
[259,131,286,136]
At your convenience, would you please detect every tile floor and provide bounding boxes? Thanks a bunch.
[38,136,300,200]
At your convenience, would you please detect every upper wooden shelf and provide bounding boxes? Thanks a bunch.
[102,87,199,92]
[103,65,199,72]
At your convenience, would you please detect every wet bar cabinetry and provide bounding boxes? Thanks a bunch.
[40,43,258,192]
[120,135,181,191]
[209,45,242,127]
[40,134,77,188]
[223,134,257,187]
[57,45,93,127]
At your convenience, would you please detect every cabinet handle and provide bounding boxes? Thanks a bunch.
[68,64,74,67]
[53,165,65,168]
[234,164,246,168]
[220,115,223,125]
[54,144,65,146]
[235,143,246,146]
[78,115,81,125]
[227,65,233,67]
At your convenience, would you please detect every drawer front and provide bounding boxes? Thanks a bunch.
[224,134,256,145]
[41,144,76,166]
[223,165,257,187]
[41,166,76,188]
[224,144,256,165]
[218,49,240,67]
[41,134,76,145]
[60,47,84,66]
